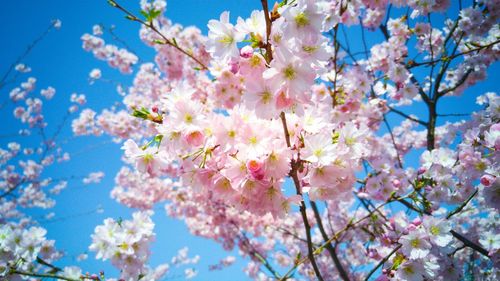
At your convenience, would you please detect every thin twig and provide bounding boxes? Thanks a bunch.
[260,0,273,63]
[8,269,82,281]
[107,0,208,70]
[279,112,324,281]
[280,195,407,280]
[383,116,403,169]
[364,244,402,281]
[446,189,477,219]
[310,201,350,281]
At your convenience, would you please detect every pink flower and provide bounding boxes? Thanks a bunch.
[122,139,168,176]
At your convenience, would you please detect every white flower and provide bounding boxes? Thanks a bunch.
[396,261,425,281]
[479,231,500,252]
[236,10,266,40]
[302,132,336,165]
[422,216,453,247]
[207,11,245,61]
[52,19,62,29]
[63,266,82,279]
[184,268,198,279]
[400,228,432,259]
[122,139,168,176]
[15,63,31,73]
[396,259,439,281]
[420,148,456,169]
[89,68,102,80]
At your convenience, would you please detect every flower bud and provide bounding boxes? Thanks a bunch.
[480,174,496,187]
[240,45,253,58]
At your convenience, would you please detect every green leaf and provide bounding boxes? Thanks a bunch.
[140,10,149,19]
[131,107,150,119]
[391,253,406,270]
[149,9,161,20]
[154,134,163,143]
[154,134,164,148]
[172,37,179,47]
[153,39,166,45]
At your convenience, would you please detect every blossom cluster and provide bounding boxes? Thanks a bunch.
[89,211,166,281]
[3,0,499,280]
[76,0,500,279]
[81,25,138,74]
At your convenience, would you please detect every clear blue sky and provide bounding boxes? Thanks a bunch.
[1,1,498,280]
[0,1,263,280]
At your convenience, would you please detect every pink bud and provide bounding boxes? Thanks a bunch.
[480,174,496,187]
[184,130,204,147]
[339,104,350,113]
[246,159,265,180]
[392,179,401,188]
[240,46,254,58]
[275,91,292,109]
[229,60,239,74]
[368,248,381,259]
[152,106,159,113]
[417,167,426,175]
[247,159,263,172]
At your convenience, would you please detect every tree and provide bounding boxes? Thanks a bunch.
[1,0,499,280]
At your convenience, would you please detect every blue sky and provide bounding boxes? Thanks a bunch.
[1,1,498,280]
[1,1,263,280]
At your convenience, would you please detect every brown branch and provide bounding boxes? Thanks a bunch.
[0,22,57,90]
[238,230,282,279]
[437,68,473,98]
[280,195,407,280]
[446,189,477,219]
[409,39,500,68]
[450,230,490,258]
[386,105,427,126]
[8,269,83,281]
[279,112,324,281]
[274,226,311,244]
[260,0,273,63]
[383,116,403,169]
[310,201,350,281]
[364,244,402,281]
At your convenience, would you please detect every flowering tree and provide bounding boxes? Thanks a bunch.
[2,0,500,280]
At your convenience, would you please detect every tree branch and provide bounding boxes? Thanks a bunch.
[310,201,350,281]
[279,112,324,281]
[450,230,490,258]
[107,0,208,70]
[364,244,402,281]
[387,105,428,126]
